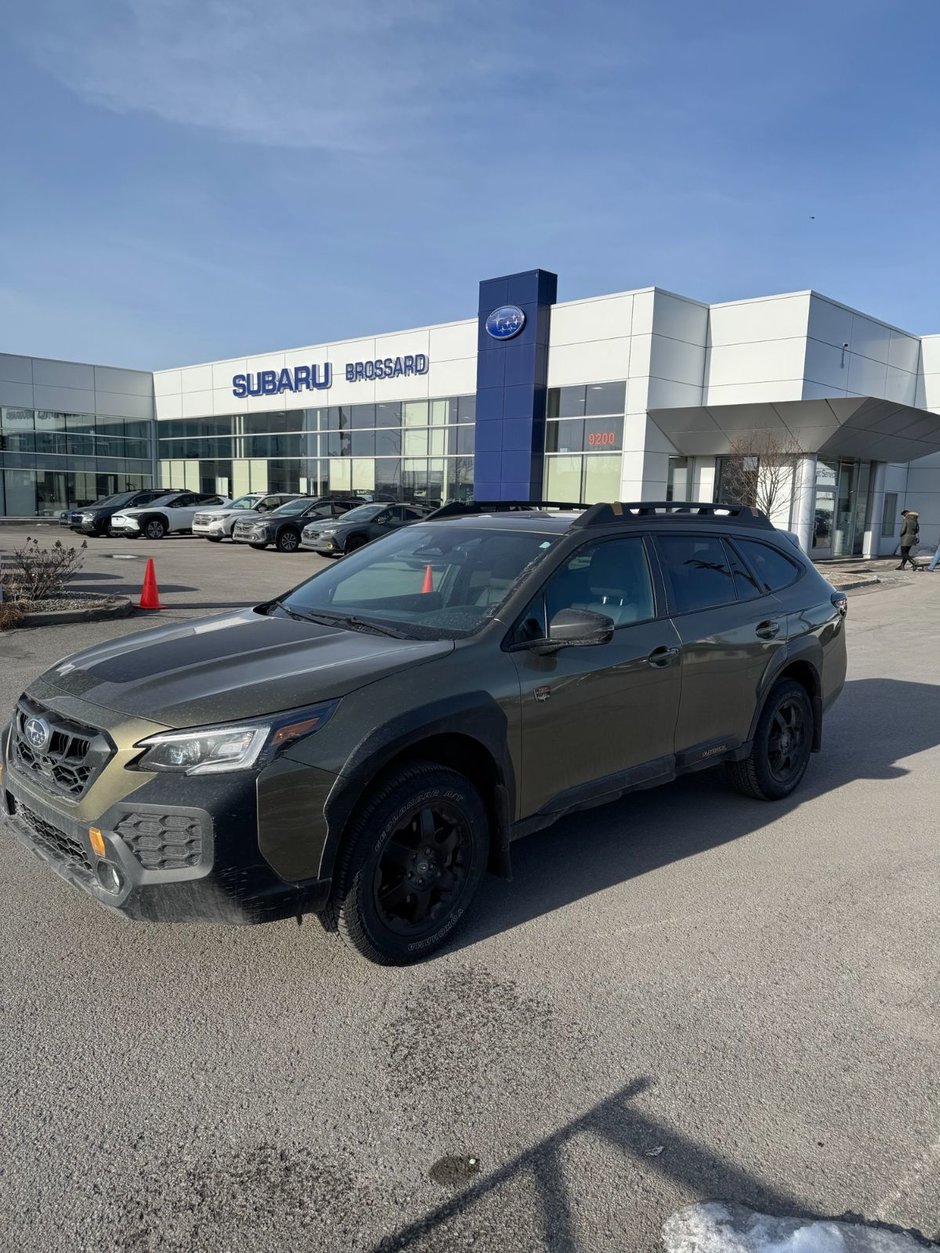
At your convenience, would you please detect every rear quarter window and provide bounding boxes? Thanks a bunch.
[734,539,802,592]
[655,534,737,614]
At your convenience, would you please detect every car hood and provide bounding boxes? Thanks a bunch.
[29,608,454,727]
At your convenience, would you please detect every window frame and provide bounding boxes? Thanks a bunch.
[729,537,803,595]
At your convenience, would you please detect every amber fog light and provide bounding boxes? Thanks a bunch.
[95,862,123,894]
[88,827,106,858]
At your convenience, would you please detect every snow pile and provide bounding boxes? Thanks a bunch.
[662,1203,931,1253]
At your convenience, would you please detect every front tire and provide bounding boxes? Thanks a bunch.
[276,529,300,553]
[205,535,222,543]
[143,517,167,540]
[249,542,267,550]
[328,763,489,965]
[343,535,367,553]
[726,679,814,801]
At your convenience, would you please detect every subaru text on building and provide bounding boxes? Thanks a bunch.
[0,501,847,966]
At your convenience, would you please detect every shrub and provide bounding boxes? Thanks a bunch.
[0,536,88,604]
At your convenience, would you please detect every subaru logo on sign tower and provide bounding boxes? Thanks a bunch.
[24,716,52,752]
[484,305,526,340]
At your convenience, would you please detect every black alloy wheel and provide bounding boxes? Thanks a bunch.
[143,517,167,540]
[726,678,814,801]
[276,528,300,553]
[326,762,488,965]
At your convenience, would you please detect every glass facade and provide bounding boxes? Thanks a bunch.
[543,382,625,503]
[157,396,476,505]
[0,407,154,515]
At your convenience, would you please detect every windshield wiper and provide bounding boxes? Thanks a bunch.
[269,603,410,638]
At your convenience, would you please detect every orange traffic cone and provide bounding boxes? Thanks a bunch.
[139,558,162,610]
[421,564,434,594]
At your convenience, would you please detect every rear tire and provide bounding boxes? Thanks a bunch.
[726,679,814,801]
[327,763,488,965]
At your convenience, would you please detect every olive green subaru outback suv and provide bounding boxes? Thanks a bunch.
[1,501,847,965]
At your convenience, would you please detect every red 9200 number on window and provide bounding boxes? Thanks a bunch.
[587,431,617,447]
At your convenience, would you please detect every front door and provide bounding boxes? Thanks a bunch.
[509,535,682,818]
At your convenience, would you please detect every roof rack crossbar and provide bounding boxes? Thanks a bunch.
[426,500,586,519]
[571,501,774,530]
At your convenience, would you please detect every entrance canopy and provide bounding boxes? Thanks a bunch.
[648,396,940,464]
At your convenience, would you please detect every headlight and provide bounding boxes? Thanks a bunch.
[81,512,94,522]
[132,703,338,775]
[319,528,335,537]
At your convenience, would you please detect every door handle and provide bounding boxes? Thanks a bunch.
[756,620,781,640]
[647,645,680,667]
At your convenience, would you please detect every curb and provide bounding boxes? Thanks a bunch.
[832,577,881,591]
[15,597,134,627]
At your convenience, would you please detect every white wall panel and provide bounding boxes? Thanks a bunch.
[807,296,854,349]
[374,329,431,360]
[181,389,216,418]
[179,364,215,392]
[93,391,154,419]
[803,339,848,392]
[0,354,33,384]
[705,380,804,406]
[212,360,246,391]
[631,290,655,337]
[627,335,654,379]
[424,357,476,397]
[32,384,96,412]
[94,365,152,397]
[884,366,917,405]
[888,332,921,373]
[545,339,631,387]
[0,380,35,407]
[154,370,182,397]
[651,291,708,346]
[646,377,705,409]
[708,294,809,346]
[802,380,849,401]
[846,352,888,395]
[32,359,95,389]
[428,320,476,362]
[549,294,633,345]
[649,334,706,387]
[920,336,940,373]
[154,393,182,420]
[849,314,892,364]
[706,338,806,388]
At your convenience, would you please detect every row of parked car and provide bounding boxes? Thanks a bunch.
[62,489,438,556]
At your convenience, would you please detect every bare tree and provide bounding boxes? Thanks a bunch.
[717,430,804,518]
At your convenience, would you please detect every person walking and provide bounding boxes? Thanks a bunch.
[927,536,940,572]
[897,509,920,569]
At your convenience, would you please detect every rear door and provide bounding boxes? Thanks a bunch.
[653,532,787,762]
[509,535,682,818]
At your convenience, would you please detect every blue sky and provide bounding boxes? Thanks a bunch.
[1,0,938,369]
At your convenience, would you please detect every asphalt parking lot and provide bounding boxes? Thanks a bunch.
[0,526,938,1252]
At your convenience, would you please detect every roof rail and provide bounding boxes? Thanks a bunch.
[571,501,774,530]
[426,500,586,519]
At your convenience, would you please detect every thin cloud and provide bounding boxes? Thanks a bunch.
[23,0,514,152]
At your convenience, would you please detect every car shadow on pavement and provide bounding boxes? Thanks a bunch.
[453,678,940,955]
[368,1077,934,1253]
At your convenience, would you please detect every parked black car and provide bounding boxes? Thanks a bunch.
[67,489,182,537]
[232,496,372,552]
[300,502,429,556]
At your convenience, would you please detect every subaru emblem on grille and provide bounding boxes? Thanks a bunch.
[24,716,52,752]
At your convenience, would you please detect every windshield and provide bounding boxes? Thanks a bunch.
[274,523,560,639]
[270,498,317,516]
[335,504,383,524]
[229,495,261,510]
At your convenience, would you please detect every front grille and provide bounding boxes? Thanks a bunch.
[114,811,205,870]
[13,698,113,801]
[17,801,94,880]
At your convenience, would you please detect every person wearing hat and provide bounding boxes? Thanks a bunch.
[897,509,920,569]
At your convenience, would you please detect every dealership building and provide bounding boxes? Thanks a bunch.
[3,268,940,559]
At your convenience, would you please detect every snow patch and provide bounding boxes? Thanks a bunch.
[662,1203,930,1253]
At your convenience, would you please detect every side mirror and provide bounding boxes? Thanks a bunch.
[535,608,615,652]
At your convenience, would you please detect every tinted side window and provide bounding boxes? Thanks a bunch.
[736,539,801,592]
[657,535,736,613]
[726,541,763,601]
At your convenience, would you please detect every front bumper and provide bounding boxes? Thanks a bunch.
[0,741,332,925]
[192,522,226,537]
[110,520,140,536]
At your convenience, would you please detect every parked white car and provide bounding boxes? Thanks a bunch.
[192,492,305,542]
[111,491,229,540]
